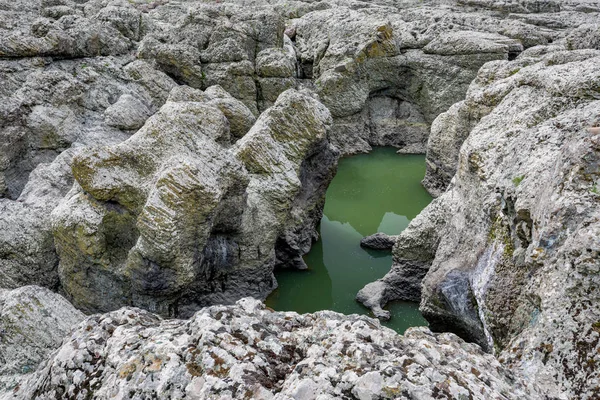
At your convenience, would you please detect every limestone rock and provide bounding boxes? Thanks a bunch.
[233,88,338,276]
[52,91,248,314]
[365,47,600,398]
[51,88,335,317]
[357,197,449,317]
[0,150,78,289]
[15,299,537,399]
[0,2,598,397]
[360,232,397,250]
[104,94,152,131]
[423,31,523,58]
[167,85,256,140]
[256,47,296,78]
[0,286,84,395]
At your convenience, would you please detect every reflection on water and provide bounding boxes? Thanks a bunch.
[266,148,432,333]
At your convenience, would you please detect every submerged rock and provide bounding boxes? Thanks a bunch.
[360,232,397,250]
[14,298,537,399]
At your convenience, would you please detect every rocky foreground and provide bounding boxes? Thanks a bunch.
[0,0,599,398]
[6,292,534,399]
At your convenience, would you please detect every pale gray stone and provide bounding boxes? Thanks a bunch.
[13,299,537,399]
[0,286,84,395]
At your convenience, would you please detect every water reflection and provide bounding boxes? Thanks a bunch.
[266,149,432,333]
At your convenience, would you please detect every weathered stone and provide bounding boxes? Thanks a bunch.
[15,299,537,399]
[104,94,152,131]
[233,88,337,276]
[360,232,397,250]
[0,1,598,397]
[50,87,335,317]
[0,286,84,395]
[364,47,600,398]
[52,92,247,314]
[256,47,296,78]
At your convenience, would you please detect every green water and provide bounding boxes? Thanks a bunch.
[266,148,432,333]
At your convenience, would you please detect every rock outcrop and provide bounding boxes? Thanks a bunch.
[51,88,334,316]
[360,233,397,250]
[0,58,177,289]
[13,298,536,400]
[2,0,595,304]
[0,286,84,395]
[360,43,600,398]
[1,0,599,397]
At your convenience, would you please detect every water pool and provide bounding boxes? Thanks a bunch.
[266,148,432,333]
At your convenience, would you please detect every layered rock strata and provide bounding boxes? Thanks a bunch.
[0,0,599,397]
[52,88,335,316]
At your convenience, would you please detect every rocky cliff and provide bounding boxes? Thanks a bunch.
[358,14,600,400]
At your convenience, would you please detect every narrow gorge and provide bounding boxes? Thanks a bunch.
[0,0,599,398]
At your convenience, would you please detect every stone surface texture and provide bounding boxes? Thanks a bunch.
[51,88,334,316]
[360,30,600,400]
[0,0,599,398]
[12,298,536,400]
[0,286,84,394]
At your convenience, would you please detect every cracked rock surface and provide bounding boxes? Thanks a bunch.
[13,298,536,400]
[0,286,84,395]
[359,32,600,400]
[0,0,599,398]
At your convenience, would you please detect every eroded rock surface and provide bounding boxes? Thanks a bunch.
[0,286,84,395]
[361,44,600,399]
[0,0,599,397]
[14,298,537,400]
[51,88,334,316]
[2,0,596,301]
[360,233,397,250]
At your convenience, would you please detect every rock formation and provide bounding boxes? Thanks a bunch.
[0,286,84,395]
[360,233,398,250]
[359,26,600,400]
[0,0,599,397]
[51,88,334,316]
[13,298,536,400]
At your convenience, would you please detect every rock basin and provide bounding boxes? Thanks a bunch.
[267,148,431,333]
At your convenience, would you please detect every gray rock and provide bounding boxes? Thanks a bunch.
[0,286,84,395]
[104,94,152,131]
[52,91,246,314]
[0,1,598,397]
[365,47,600,398]
[51,88,335,317]
[360,232,397,250]
[14,298,538,399]
[256,47,296,78]
[357,197,449,318]
[167,85,257,140]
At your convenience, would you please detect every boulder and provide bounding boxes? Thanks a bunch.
[16,298,537,399]
[360,232,397,250]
